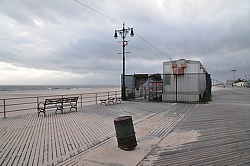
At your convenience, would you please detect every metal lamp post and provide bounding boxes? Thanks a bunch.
[114,22,134,100]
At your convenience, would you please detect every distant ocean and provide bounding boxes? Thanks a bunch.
[0,85,120,92]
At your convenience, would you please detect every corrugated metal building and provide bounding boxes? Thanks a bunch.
[162,59,209,103]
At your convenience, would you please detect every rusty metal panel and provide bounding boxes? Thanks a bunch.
[162,74,206,102]
[173,67,184,75]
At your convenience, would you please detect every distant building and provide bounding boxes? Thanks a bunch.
[234,82,244,87]
[162,59,211,103]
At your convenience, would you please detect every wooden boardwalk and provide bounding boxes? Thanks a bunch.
[139,87,250,165]
[1,86,250,165]
[0,101,175,166]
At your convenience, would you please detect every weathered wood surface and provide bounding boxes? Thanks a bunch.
[1,87,250,165]
[0,102,174,165]
[139,87,250,165]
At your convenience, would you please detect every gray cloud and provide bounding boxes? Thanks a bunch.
[0,0,250,85]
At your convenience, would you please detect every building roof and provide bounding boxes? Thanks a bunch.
[163,59,207,73]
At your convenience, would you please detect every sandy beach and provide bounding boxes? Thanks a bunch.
[0,87,120,98]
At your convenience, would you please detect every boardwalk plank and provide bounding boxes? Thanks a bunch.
[24,115,39,165]
[30,115,43,166]
[5,121,30,165]
[16,114,37,165]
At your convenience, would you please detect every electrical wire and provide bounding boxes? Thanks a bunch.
[74,0,120,24]
[135,33,172,61]
[74,0,172,61]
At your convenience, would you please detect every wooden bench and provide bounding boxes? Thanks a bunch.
[115,97,122,103]
[100,97,121,106]
[37,96,79,117]
[100,98,115,106]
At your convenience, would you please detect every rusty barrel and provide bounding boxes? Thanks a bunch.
[114,116,137,150]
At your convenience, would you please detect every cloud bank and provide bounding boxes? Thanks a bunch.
[0,0,249,85]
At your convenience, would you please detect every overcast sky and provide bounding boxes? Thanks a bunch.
[0,0,250,85]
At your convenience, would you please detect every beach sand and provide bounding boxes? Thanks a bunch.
[0,87,120,98]
[76,121,200,165]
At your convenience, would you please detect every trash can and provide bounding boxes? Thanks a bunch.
[114,116,137,150]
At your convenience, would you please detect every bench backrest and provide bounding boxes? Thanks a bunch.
[44,97,79,105]
[45,98,64,105]
[63,97,79,103]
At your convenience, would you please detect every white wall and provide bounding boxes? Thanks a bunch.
[162,59,207,102]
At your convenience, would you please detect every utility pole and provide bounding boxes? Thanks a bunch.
[114,22,134,100]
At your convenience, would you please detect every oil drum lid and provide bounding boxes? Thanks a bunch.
[114,116,132,123]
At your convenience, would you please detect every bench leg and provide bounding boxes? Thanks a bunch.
[115,98,121,103]
[100,101,107,106]
[59,109,64,114]
[38,110,46,117]
[70,105,77,111]
[100,102,107,106]
[56,106,63,114]
[108,100,115,105]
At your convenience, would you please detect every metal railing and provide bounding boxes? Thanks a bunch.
[0,90,121,118]
[125,88,162,102]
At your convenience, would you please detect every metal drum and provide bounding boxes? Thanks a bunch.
[114,116,137,150]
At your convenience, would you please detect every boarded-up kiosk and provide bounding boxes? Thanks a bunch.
[163,59,210,103]
[114,116,137,150]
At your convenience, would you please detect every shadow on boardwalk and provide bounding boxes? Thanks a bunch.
[1,86,250,165]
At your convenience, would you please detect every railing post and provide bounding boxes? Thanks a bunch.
[108,92,109,99]
[146,88,148,101]
[176,74,178,102]
[134,89,135,100]
[96,93,98,104]
[81,94,83,107]
[3,99,6,118]
[36,97,39,113]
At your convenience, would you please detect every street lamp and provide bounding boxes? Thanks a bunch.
[114,22,134,100]
[230,69,237,81]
